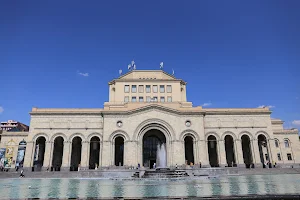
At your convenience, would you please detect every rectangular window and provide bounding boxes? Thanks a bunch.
[153,85,158,93]
[277,153,281,161]
[287,153,293,160]
[138,85,144,93]
[146,96,151,102]
[124,85,130,93]
[146,85,151,93]
[160,97,165,102]
[132,96,136,102]
[160,85,165,93]
[124,96,129,102]
[167,96,172,102]
[153,96,158,102]
[167,85,172,93]
[139,97,144,102]
[132,85,137,93]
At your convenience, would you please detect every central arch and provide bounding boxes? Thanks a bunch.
[143,129,166,168]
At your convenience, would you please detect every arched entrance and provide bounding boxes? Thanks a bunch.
[70,136,82,171]
[16,140,26,168]
[114,136,124,166]
[184,136,194,165]
[89,136,100,169]
[33,136,46,171]
[207,135,219,167]
[143,129,166,168]
[224,135,236,167]
[258,134,270,168]
[241,135,253,168]
[52,136,64,171]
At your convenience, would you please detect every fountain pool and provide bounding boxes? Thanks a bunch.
[1,174,300,199]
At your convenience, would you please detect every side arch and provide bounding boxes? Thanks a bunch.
[109,130,130,142]
[238,131,254,140]
[205,132,220,140]
[255,131,270,140]
[69,133,86,142]
[33,133,49,142]
[180,129,200,141]
[50,133,67,142]
[221,131,237,140]
[87,132,103,141]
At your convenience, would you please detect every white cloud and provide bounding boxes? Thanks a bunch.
[292,120,300,126]
[77,71,89,77]
[0,106,3,114]
[257,105,275,109]
[202,102,212,107]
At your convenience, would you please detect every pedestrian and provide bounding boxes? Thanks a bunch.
[175,164,178,169]
[138,163,140,169]
[153,163,156,169]
[199,162,202,168]
[19,169,25,178]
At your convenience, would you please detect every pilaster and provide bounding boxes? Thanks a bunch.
[198,140,209,166]
[43,141,52,169]
[62,141,71,168]
[124,141,137,166]
[81,141,89,168]
[252,139,262,166]
[172,140,185,165]
[235,139,245,166]
[102,141,112,167]
[218,140,227,166]
[24,141,34,168]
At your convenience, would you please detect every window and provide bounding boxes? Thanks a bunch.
[153,85,158,93]
[287,153,293,160]
[124,85,129,93]
[132,96,136,102]
[139,97,144,102]
[160,97,165,102]
[277,153,281,161]
[146,85,151,93]
[160,85,165,93]
[284,139,290,148]
[153,96,158,102]
[132,85,137,93]
[146,96,151,102]
[275,140,279,148]
[167,85,172,93]
[138,85,144,93]
[167,96,172,102]
[124,96,129,103]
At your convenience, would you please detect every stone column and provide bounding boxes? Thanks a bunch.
[24,141,35,169]
[102,141,112,167]
[235,139,245,167]
[43,141,52,170]
[124,141,137,167]
[81,141,89,169]
[198,140,209,167]
[218,140,227,167]
[193,140,199,165]
[172,140,185,166]
[252,139,262,167]
[61,141,71,170]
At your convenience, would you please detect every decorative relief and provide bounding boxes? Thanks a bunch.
[185,120,191,127]
[116,121,123,128]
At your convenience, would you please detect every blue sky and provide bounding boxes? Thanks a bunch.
[0,1,299,128]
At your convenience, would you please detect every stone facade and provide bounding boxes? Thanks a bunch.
[0,70,299,171]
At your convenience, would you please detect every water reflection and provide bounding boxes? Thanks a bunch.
[0,174,300,199]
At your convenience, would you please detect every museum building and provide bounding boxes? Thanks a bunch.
[0,70,299,171]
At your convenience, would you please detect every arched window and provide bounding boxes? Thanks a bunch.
[274,139,279,148]
[284,139,290,148]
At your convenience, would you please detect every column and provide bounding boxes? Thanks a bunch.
[252,139,262,166]
[198,140,209,167]
[235,139,245,167]
[124,141,136,166]
[172,140,185,166]
[43,141,52,170]
[102,140,112,167]
[81,141,89,169]
[61,141,71,170]
[193,140,199,165]
[218,140,227,167]
[24,141,35,169]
